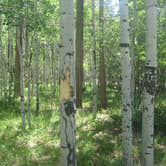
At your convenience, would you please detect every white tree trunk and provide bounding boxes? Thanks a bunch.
[0,15,3,100]
[59,0,76,165]
[34,0,39,115]
[119,0,132,165]
[28,53,32,128]
[91,0,97,118]
[142,0,157,165]
[0,16,7,106]
[25,0,31,128]
[8,26,14,103]
[52,45,58,92]
[43,44,46,87]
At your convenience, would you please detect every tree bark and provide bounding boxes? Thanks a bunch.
[15,28,21,98]
[91,0,97,118]
[0,16,7,106]
[142,0,157,165]
[34,0,39,115]
[119,0,133,165]
[16,23,26,129]
[76,0,84,108]
[99,0,107,109]
[8,26,14,103]
[26,0,31,128]
[59,0,77,165]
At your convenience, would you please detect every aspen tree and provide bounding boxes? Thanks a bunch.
[7,0,14,103]
[43,44,46,87]
[142,0,157,165]
[8,27,14,103]
[16,23,26,129]
[59,0,77,165]
[0,15,3,101]
[0,16,7,106]
[15,37,21,97]
[119,0,132,165]
[34,0,39,115]
[92,0,97,118]
[99,0,107,109]
[25,0,31,128]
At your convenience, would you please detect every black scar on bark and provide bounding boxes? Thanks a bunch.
[61,12,66,15]
[127,103,130,107]
[123,104,130,112]
[119,43,130,47]
[145,107,148,112]
[122,19,127,22]
[62,116,76,165]
[64,100,76,116]
[145,152,150,155]
[144,66,156,95]
[59,44,64,48]
[67,143,75,165]
[123,107,128,112]
[66,52,73,56]
[151,97,154,104]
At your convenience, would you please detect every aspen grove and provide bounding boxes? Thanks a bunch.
[0,0,165,166]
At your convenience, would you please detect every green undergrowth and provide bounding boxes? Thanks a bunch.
[0,87,166,165]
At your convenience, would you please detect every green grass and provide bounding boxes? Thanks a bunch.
[0,87,166,166]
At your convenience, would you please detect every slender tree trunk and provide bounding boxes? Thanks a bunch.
[45,44,50,87]
[8,26,14,103]
[43,44,46,88]
[26,1,31,128]
[55,45,60,92]
[59,0,77,165]
[142,0,157,165]
[16,23,26,129]
[51,45,55,92]
[91,0,97,118]
[99,0,107,109]
[34,0,39,115]
[51,45,58,92]
[15,28,21,98]
[130,0,137,113]
[0,17,7,106]
[76,0,84,108]
[28,52,32,128]
[0,15,3,101]
[43,44,50,88]
[119,0,133,165]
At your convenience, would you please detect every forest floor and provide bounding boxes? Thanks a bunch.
[0,87,166,166]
